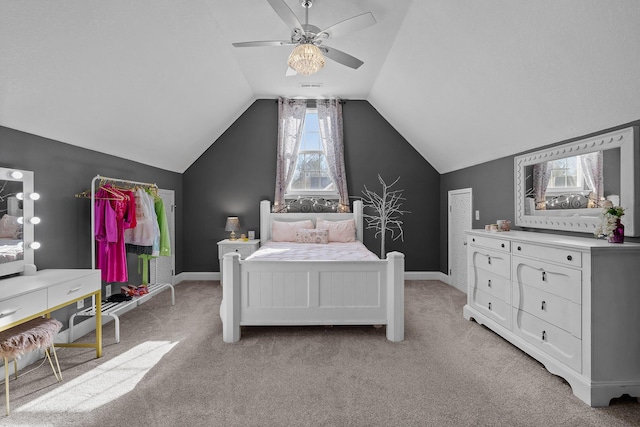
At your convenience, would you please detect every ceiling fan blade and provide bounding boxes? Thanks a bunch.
[321,45,364,69]
[232,40,293,48]
[285,66,297,77]
[317,12,376,40]
[266,0,304,32]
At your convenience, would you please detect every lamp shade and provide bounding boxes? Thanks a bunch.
[225,217,240,232]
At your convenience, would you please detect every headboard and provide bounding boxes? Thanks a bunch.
[259,200,364,244]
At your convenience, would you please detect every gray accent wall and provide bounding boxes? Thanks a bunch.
[440,120,640,274]
[183,99,440,272]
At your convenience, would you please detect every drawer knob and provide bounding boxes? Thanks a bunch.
[487,279,492,288]
[567,255,573,261]
[517,246,522,251]
[488,302,492,311]
[472,238,475,242]
[542,330,547,341]
[541,301,546,311]
[487,256,492,265]
[501,243,505,248]
[541,271,547,282]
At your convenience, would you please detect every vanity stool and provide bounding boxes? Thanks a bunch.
[0,317,63,416]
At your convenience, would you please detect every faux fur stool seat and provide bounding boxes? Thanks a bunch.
[0,317,63,416]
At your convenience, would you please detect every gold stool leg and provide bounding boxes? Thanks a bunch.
[50,345,62,381]
[13,359,17,380]
[44,349,60,382]
[4,357,10,416]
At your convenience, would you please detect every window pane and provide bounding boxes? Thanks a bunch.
[286,109,337,194]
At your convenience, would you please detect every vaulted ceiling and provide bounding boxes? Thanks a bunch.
[1,1,639,174]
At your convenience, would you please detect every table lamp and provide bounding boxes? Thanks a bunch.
[225,216,240,241]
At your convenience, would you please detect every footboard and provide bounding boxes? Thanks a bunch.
[220,252,404,343]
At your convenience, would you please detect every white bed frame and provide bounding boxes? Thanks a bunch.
[220,200,405,343]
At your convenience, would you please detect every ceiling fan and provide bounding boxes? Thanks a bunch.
[232,0,376,76]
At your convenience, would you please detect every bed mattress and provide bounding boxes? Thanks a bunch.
[245,241,379,261]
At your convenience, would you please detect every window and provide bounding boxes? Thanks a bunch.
[546,155,584,194]
[287,109,337,196]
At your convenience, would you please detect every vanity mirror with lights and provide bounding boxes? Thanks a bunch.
[514,126,637,236]
[0,166,40,277]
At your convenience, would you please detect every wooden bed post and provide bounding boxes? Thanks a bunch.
[386,251,405,342]
[260,200,271,245]
[222,253,241,343]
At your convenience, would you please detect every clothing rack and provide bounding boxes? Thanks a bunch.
[82,175,158,269]
[70,175,174,344]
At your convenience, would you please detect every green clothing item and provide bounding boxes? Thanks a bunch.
[154,194,171,257]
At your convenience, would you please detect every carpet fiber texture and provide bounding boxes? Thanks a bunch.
[2,280,639,426]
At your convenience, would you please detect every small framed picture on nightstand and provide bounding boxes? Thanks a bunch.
[248,230,255,240]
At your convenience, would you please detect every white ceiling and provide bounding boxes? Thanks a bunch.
[1,0,639,174]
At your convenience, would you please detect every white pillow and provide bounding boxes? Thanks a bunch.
[316,218,356,243]
[271,220,314,242]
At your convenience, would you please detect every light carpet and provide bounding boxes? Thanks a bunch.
[1,280,639,427]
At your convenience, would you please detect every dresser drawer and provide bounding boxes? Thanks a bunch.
[512,242,581,267]
[472,268,510,303]
[48,276,99,308]
[513,283,581,338]
[0,290,47,329]
[469,247,510,279]
[512,255,581,304]
[512,308,581,372]
[218,245,253,259]
[470,288,511,330]
[469,235,510,252]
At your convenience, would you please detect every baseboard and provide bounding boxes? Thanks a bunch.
[175,272,220,282]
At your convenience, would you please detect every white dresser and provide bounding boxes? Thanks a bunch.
[463,230,640,406]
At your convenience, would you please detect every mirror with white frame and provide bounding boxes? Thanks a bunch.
[0,166,39,277]
[514,126,637,236]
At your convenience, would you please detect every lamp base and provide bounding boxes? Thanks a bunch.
[229,231,237,241]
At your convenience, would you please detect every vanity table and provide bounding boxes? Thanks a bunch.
[464,229,640,406]
[0,269,102,358]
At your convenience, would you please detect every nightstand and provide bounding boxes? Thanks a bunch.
[217,239,260,282]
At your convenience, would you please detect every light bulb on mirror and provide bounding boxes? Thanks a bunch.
[29,193,40,200]
[16,193,23,200]
[29,242,41,250]
[30,217,41,224]
[9,171,23,179]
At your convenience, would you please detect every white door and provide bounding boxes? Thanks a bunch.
[150,189,175,285]
[448,188,472,293]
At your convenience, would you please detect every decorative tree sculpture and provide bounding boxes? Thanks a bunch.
[361,175,409,258]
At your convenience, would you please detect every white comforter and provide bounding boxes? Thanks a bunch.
[245,241,379,261]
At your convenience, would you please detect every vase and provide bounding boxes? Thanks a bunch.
[608,218,625,243]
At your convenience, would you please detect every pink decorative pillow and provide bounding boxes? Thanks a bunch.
[271,220,314,242]
[316,218,356,242]
[295,228,329,244]
[0,214,21,239]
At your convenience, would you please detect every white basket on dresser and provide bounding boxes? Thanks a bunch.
[464,229,640,407]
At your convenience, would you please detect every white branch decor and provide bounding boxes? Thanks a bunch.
[361,175,410,258]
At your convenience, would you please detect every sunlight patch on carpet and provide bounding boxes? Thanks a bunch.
[15,341,178,413]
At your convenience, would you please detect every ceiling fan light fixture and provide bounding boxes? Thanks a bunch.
[288,43,325,76]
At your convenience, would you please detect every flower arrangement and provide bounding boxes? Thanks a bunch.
[594,206,625,239]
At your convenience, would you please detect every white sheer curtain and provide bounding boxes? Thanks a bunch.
[316,99,350,213]
[274,98,307,211]
[533,162,550,210]
[580,151,604,207]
